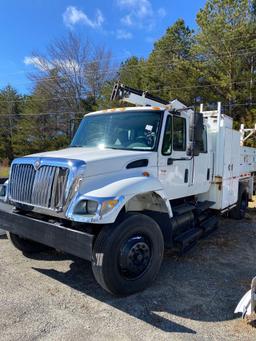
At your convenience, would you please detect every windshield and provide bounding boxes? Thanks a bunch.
[71,111,163,151]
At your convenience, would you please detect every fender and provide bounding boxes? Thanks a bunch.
[66,176,172,224]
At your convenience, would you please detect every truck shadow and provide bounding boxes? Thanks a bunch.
[31,214,256,334]
[33,259,196,334]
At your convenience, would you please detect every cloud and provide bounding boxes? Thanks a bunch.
[157,8,167,18]
[63,6,104,29]
[117,0,137,6]
[118,0,152,20]
[24,56,51,71]
[117,0,166,30]
[116,29,133,40]
[24,56,80,73]
[120,14,133,26]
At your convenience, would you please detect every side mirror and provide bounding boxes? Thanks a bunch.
[187,112,204,157]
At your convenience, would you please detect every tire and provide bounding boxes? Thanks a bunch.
[229,191,248,220]
[92,213,164,296]
[7,232,49,254]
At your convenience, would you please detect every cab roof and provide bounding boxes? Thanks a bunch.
[85,106,166,117]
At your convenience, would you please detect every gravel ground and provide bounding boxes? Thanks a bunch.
[1,202,256,340]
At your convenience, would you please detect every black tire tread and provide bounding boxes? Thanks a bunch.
[92,213,164,296]
[229,191,248,220]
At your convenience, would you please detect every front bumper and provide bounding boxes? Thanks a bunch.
[0,202,94,261]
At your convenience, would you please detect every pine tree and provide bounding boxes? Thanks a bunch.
[195,0,256,120]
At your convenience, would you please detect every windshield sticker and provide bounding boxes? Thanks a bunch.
[145,125,153,132]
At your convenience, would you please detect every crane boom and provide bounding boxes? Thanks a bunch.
[110,82,190,112]
[111,82,168,107]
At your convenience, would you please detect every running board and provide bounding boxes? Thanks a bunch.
[172,201,215,217]
[174,228,203,254]
[174,216,218,254]
[200,215,219,235]
[194,201,215,214]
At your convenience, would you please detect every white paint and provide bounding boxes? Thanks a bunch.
[5,100,256,223]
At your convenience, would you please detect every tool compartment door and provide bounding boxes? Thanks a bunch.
[221,128,232,208]
[230,130,240,205]
[222,128,240,208]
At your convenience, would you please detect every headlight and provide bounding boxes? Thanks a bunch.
[87,200,98,214]
[73,197,121,217]
[74,200,98,215]
[0,184,6,197]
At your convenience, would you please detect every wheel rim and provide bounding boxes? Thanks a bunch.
[119,235,152,279]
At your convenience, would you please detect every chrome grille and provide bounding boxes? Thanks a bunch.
[9,164,69,210]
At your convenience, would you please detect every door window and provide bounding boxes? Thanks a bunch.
[173,116,186,151]
[199,126,207,153]
[162,116,172,155]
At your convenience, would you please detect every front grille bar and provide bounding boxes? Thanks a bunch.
[9,164,69,211]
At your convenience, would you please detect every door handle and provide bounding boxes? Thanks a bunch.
[184,169,189,183]
[167,158,173,165]
[207,168,210,180]
[167,157,192,165]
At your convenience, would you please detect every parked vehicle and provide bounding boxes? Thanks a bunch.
[0,83,255,296]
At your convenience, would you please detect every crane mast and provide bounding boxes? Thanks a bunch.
[111,82,191,112]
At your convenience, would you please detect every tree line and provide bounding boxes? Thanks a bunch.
[1,0,256,163]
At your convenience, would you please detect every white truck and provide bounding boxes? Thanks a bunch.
[0,83,255,296]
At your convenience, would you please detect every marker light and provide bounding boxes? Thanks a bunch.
[100,199,119,216]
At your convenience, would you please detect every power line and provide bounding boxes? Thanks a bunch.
[0,79,255,105]
[2,29,256,79]
[0,111,85,117]
[1,101,256,119]
[0,43,256,84]
[1,44,256,87]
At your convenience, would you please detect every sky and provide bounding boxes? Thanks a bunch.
[0,0,206,94]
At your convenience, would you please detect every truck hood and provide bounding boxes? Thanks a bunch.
[27,147,156,177]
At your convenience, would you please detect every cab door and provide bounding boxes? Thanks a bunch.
[158,114,192,199]
[192,125,211,194]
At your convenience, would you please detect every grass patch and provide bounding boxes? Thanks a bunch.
[0,167,9,178]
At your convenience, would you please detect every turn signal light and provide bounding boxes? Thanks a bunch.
[143,171,150,177]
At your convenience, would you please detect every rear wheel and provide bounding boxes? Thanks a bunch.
[92,213,164,296]
[229,191,248,220]
[7,232,49,254]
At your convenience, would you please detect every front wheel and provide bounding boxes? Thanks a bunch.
[7,232,49,254]
[92,213,164,296]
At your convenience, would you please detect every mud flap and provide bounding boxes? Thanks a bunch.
[235,277,256,318]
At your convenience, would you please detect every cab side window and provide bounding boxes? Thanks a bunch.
[173,116,186,151]
[162,116,172,155]
[199,126,207,153]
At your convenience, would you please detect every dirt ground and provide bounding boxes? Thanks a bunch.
[1,201,256,340]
